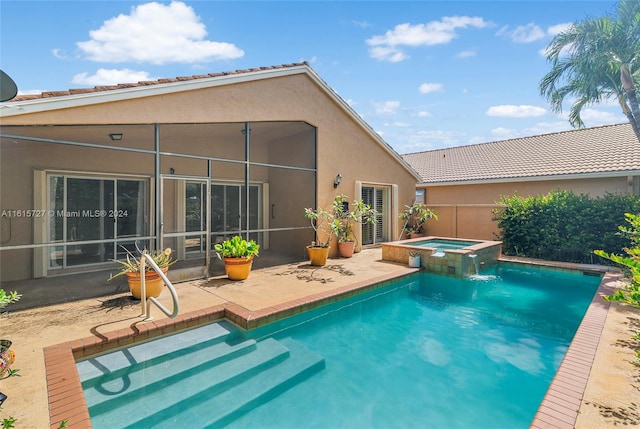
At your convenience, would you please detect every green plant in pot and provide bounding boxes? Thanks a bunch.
[214,235,260,281]
[109,246,176,299]
[408,249,422,267]
[330,194,378,258]
[304,204,335,266]
[399,203,438,238]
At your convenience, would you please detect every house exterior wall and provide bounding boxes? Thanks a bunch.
[1,72,418,284]
[422,176,638,240]
[4,74,417,212]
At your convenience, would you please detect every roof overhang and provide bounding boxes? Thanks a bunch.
[418,170,640,187]
[0,65,312,117]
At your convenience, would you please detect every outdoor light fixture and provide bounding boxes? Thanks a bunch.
[333,173,342,189]
[109,133,123,141]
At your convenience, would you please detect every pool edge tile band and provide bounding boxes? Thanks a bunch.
[530,270,617,429]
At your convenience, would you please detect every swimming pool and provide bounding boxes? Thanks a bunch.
[77,263,602,428]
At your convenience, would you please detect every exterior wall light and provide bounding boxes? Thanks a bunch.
[333,173,342,188]
[109,133,123,141]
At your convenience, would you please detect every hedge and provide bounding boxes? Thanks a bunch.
[493,189,640,263]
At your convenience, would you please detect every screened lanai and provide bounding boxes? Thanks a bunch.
[0,121,317,300]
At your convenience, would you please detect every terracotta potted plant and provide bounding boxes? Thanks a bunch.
[331,194,378,258]
[399,203,438,239]
[304,204,335,266]
[214,235,260,280]
[109,247,176,299]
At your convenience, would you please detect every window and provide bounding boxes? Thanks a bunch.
[46,174,149,270]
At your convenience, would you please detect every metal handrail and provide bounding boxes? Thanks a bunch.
[138,254,179,322]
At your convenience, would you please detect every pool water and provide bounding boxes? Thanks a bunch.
[78,264,601,428]
[414,239,476,251]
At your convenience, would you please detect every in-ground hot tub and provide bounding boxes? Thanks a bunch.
[381,236,502,277]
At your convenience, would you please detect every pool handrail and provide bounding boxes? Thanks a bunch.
[138,253,179,322]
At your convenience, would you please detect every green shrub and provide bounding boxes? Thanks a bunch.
[595,213,640,306]
[494,190,640,263]
[0,289,20,310]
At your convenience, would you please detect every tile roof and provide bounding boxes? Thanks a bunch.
[402,123,640,184]
[9,62,309,102]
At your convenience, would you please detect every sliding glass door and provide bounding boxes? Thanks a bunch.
[211,183,261,245]
[47,175,149,270]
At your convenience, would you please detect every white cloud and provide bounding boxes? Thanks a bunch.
[352,20,371,29]
[385,121,411,127]
[51,49,68,60]
[418,83,443,94]
[491,127,518,138]
[72,68,154,86]
[373,100,400,115]
[456,50,476,58]
[367,16,491,62]
[522,121,572,136]
[17,89,44,96]
[497,23,545,43]
[547,23,572,36]
[368,46,408,63]
[77,1,244,64]
[417,111,432,117]
[539,24,575,57]
[579,108,626,125]
[485,105,547,118]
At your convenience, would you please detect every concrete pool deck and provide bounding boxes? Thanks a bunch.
[1,248,639,428]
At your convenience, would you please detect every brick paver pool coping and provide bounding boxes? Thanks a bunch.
[530,270,616,429]
[44,267,614,429]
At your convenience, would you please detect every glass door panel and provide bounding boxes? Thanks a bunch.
[162,176,208,280]
[185,182,206,253]
[46,175,148,270]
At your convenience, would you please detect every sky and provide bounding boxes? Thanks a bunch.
[0,0,627,154]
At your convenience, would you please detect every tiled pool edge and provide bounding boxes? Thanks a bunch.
[530,270,618,429]
[44,270,416,428]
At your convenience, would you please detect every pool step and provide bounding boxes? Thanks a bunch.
[78,320,243,387]
[84,336,277,421]
[128,337,325,429]
[79,325,325,428]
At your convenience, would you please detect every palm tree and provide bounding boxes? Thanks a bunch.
[540,0,640,141]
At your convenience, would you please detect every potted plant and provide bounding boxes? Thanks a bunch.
[330,194,378,258]
[214,235,260,280]
[304,203,335,266]
[408,249,422,268]
[109,246,176,299]
[399,203,438,239]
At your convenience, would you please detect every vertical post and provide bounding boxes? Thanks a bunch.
[244,122,250,240]
[139,256,148,319]
[206,159,212,277]
[155,124,162,250]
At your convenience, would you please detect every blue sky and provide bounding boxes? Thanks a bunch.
[0,0,626,154]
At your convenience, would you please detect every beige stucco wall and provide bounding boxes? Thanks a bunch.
[4,74,418,208]
[422,176,638,240]
[1,72,419,280]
